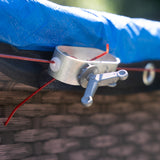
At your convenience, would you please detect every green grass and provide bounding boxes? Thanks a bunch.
[50,0,118,14]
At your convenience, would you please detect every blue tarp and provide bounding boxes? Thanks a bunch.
[0,0,160,63]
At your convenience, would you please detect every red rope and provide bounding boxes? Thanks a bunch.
[3,45,110,126]
[90,44,109,61]
[4,78,56,126]
[0,53,55,126]
[0,54,55,64]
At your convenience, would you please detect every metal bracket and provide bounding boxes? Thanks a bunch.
[49,46,120,85]
[49,46,128,107]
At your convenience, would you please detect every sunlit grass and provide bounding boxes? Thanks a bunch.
[49,0,160,20]
[50,0,118,14]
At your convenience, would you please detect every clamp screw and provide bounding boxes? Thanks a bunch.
[79,66,128,107]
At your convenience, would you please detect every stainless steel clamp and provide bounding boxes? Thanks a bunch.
[49,46,128,107]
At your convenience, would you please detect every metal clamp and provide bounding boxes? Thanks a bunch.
[49,46,120,85]
[49,46,128,107]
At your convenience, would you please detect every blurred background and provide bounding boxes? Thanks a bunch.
[50,0,160,21]
[0,1,160,160]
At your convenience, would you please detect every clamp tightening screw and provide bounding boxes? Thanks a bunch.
[78,65,128,107]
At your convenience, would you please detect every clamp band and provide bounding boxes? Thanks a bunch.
[49,46,120,86]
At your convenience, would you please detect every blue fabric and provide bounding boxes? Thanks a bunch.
[0,0,160,63]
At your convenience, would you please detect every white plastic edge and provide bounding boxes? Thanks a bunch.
[50,57,61,72]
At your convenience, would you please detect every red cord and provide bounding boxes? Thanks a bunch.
[0,53,55,126]
[90,44,109,61]
[0,54,55,64]
[0,44,109,63]
[3,45,110,126]
[4,78,56,126]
